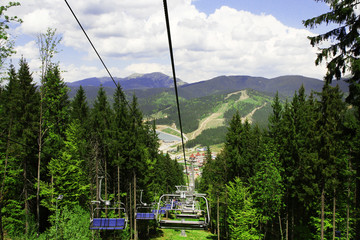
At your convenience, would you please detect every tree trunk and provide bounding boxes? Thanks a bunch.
[95,142,99,217]
[24,159,29,235]
[117,166,121,217]
[37,98,43,236]
[279,211,283,240]
[134,171,137,240]
[356,162,360,240]
[321,187,325,240]
[333,188,336,240]
[347,187,350,240]
[217,194,220,240]
[51,174,54,208]
[291,200,294,240]
[286,209,289,240]
[130,182,133,240]
[0,126,12,240]
[36,133,41,235]
[105,160,108,217]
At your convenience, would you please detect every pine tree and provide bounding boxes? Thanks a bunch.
[39,65,70,225]
[313,83,346,239]
[16,58,39,235]
[224,111,242,181]
[250,143,284,238]
[0,59,40,237]
[227,177,261,240]
[268,92,283,143]
[70,85,89,123]
[111,85,129,212]
[89,86,112,209]
[43,121,90,211]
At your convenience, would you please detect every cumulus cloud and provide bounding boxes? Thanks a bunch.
[13,41,38,60]
[7,0,327,83]
[125,63,171,76]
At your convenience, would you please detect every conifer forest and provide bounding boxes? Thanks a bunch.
[2,0,360,240]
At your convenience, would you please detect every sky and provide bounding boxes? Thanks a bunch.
[5,0,333,84]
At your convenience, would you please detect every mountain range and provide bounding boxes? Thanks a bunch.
[66,72,350,147]
[67,72,187,89]
[67,72,349,101]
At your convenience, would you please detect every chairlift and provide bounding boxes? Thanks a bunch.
[156,185,210,230]
[89,177,128,230]
[135,190,157,220]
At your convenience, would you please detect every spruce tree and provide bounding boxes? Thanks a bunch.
[111,85,129,209]
[314,83,346,239]
[227,178,261,240]
[4,58,39,236]
[41,65,70,196]
[89,86,112,208]
[44,121,90,210]
[70,85,89,123]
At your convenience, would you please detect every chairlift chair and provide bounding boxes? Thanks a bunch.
[156,186,210,230]
[135,190,157,220]
[89,177,128,230]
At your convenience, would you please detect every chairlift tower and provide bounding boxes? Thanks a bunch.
[188,156,196,194]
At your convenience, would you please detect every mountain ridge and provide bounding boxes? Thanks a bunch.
[67,72,349,98]
[66,73,350,148]
[67,72,187,89]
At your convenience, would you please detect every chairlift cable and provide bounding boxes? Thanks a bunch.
[64,0,119,89]
[64,0,189,182]
[162,0,189,180]
[64,0,144,131]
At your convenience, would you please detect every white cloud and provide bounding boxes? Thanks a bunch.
[125,63,171,76]
[61,64,108,82]
[6,0,327,83]
[13,41,38,60]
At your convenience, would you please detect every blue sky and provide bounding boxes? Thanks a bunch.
[194,0,331,29]
[6,0,332,83]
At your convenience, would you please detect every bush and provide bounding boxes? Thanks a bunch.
[38,205,93,240]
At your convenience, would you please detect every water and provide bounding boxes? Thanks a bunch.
[156,130,181,142]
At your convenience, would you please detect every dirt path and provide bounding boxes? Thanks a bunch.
[188,90,250,140]
[225,90,249,101]
[241,103,267,124]
[157,90,265,144]
[188,104,228,140]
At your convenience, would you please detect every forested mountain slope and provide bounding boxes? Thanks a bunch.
[67,74,346,147]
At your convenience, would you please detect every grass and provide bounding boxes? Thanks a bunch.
[151,229,217,239]
[151,111,167,120]
[162,128,182,137]
[209,143,224,154]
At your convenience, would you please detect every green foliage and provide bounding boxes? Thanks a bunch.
[38,205,92,240]
[0,154,24,237]
[0,58,40,238]
[304,0,360,84]
[41,122,90,210]
[156,93,226,133]
[37,28,62,80]
[70,85,89,123]
[185,126,227,148]
[227,178,262,240]
[0,2,22,70]
[250,144,284,226]
[42,64,70,164]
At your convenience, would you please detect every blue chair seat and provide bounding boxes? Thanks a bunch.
[90,218,126,230]
[136,212,155,220]
[152,209,166,215]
